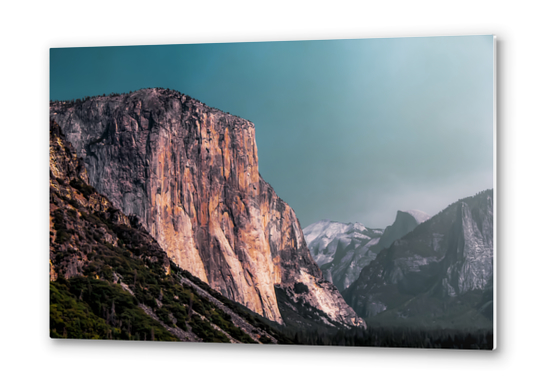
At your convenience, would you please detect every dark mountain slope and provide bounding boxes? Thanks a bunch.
[374,209,431,252]
[342,190,494,330]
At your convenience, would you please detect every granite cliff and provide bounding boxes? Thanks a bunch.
[342,190,494,329]
[50,88,363,329]
[49,120,294,343]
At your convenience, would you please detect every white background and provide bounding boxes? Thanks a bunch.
[1,0,541,382]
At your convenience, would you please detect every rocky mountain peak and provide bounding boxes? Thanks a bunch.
[50,89,364,329]
[303,219,382,292]
[377,209,431,251]
[303,209,430,292]
[342,190,494,329]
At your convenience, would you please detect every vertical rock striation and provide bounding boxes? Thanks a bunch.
[50,88,363,328]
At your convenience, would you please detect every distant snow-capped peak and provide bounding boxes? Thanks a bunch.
[303,220,369,245]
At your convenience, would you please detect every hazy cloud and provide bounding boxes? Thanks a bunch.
[51,36,494,229]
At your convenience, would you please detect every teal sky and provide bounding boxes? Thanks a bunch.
[50,36,494,228]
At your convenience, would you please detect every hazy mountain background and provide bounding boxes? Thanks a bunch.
[342,189,493,330]
[303,210,430,291]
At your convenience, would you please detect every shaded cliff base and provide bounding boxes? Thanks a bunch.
[50,120,287,343]
[285,326,493,350]
[270,288,493,349]
[356,288,493,331]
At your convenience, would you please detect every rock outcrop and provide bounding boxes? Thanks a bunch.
[50,120,134,280]
[50,88,364,328]
[376,209,431,251]
[342,190,494,330]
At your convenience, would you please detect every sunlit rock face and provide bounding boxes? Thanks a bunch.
[50,88,363,328]
[342,190,494,329]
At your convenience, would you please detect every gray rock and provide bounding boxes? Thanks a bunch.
[303,210,430,292]
[342,190,494,330]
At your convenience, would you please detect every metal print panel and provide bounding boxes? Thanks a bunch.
[49,35,495,349]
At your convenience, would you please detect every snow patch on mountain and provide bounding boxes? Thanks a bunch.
[303,220,383,291]
[303,210,430,292]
